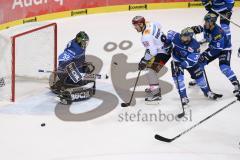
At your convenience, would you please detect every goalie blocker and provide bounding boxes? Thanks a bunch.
[49,62,96,105]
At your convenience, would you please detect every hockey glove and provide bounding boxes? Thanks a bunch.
[202,1,212,11]
[83,62,95,74]
[164,43,173,55]
[191,25,203,34]
[138,58,148,70]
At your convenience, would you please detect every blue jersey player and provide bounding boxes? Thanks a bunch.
[165,27,221,105]
[201,0,234,44]
[49,31,96,104]
[58,31,88,72]
[191,13,240,100]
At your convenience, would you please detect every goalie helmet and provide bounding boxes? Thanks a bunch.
[76,31,89,49]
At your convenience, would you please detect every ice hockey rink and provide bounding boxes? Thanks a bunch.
[0,8,240,160]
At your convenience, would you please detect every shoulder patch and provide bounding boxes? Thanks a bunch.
[144,29,151,35]
[188,47,194,53]
[214,34,222,40]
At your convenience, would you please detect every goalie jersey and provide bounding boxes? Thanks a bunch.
[58,39,86,71]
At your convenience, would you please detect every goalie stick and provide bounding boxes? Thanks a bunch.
[38,69,108,79]
[154,99,237,143]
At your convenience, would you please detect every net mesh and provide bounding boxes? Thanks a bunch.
[0,23,57,101]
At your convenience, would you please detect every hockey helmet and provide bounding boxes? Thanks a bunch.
[180,27,194,44]
[132,16,146,32]
[204,13,217,23]
[76,31,89,49]
[132,16,145,25]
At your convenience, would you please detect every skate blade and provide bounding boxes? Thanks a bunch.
[145,100,161,105]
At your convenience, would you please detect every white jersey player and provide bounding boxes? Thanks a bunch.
[132,16,171,102]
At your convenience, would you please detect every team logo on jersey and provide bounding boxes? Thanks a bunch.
[142,41,150,47]
[214,34,222,40]
[144,29,151,35]
[188,47,194,53]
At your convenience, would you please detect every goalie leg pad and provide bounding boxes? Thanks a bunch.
[59,80,96,104]
[49,72,68,94]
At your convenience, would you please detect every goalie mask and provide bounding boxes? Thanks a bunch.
[76,31,89,49]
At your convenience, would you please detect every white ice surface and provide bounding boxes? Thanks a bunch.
[0,8,240,160]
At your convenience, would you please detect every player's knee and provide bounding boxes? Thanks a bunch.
[220,64,230,74]
[151,63,163,73]
[173,74,185,90]
[196,76,207,89]
[220,64,235,78]
[221,24,231,34]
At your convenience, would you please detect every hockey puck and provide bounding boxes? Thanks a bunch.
[41,123,46,127]
[113,62,118,65]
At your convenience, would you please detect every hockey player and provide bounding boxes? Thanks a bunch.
[164,27,222,105]
[238,47,240,57]
[49,31,96,104]
[201,0,234,43]
[191,13,240,100]
[132,16,171,102]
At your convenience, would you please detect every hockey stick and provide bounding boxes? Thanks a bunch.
[155,99,237,142]
[203,68,223,98]
[212,10,240,29]
[121,70,141,107]
[172,61,185,118]
[38,69,109,79]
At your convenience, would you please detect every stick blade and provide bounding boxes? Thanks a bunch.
[38,69,44,72]
[121,103,130,107]
[177,112,185,118]
[154,134,173,143]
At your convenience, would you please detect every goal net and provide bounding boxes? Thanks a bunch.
[0,23,57,102]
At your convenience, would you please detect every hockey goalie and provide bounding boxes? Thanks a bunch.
[49,31,96,105]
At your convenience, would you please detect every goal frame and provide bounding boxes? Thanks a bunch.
[11,23,57,102]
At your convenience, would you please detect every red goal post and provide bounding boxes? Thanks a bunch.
[10,23,58,102]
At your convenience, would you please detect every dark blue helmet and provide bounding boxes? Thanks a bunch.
[204,13,217,23]
[180,27,194,44]
[76,31,89,49]
[180,27,194,38]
